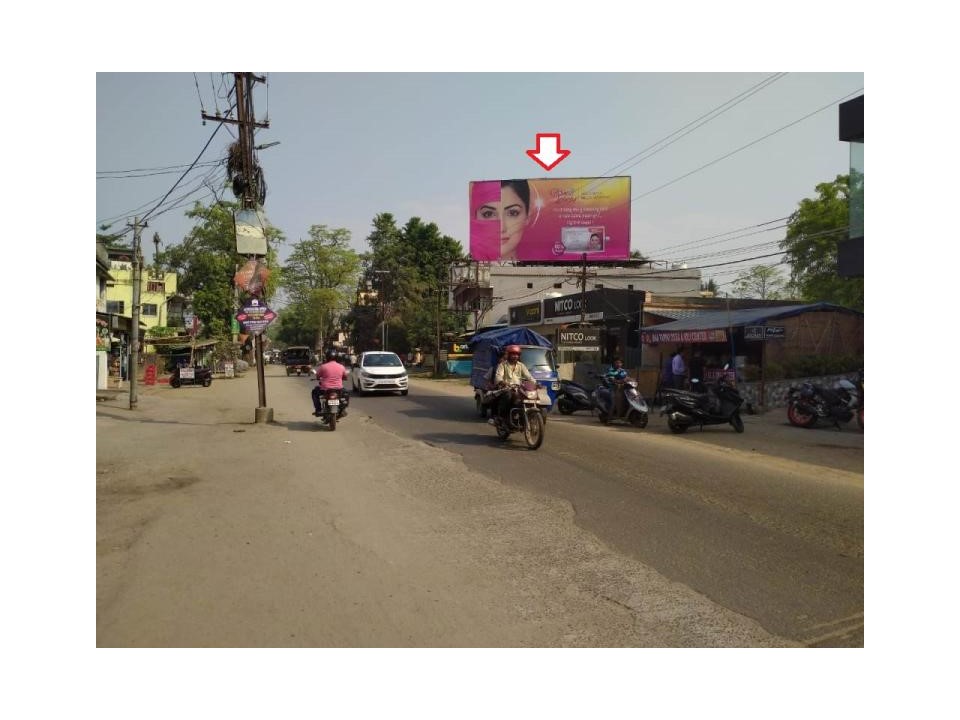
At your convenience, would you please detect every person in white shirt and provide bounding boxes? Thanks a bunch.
[671,349,687,389]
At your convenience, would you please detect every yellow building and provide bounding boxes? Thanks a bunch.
[104,246,179,348]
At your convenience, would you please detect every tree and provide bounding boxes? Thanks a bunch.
[157,200,283,337]
[700,278,718,295]
[780,175,864,311]
[346,213,465,355]
[279,225,361,350]
[731,265,788,300]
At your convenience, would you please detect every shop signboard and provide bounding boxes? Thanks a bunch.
[542,294,603,325]
[557,327,600,352]
[642,329,728,344]
[508,300,542,326]
[745,325,786,341]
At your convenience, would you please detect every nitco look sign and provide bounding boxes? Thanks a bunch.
[558,328,600,352]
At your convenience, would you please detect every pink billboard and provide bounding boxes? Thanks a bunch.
[469,176,631,262]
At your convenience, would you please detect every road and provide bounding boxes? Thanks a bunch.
[96,365,862,647]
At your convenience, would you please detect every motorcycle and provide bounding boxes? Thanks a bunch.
[555,378,595,415]
[592,376,649,428]
[170,365,212,388]
[660,375,745,433]
[786,377,858,430]
[488,380,547,450]
[856,369,863,430]
[314,387,350,431]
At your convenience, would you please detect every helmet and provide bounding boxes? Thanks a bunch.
[325,348,337,361]
[505,344,522,358]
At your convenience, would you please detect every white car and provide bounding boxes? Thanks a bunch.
[351,351,409,395]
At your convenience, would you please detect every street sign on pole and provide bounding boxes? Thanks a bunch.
[235,297,277,336]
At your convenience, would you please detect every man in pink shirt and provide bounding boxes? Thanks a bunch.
[312,349,349,417]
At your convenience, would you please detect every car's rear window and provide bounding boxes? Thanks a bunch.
[363,353,403,367]
[286,349,311,362]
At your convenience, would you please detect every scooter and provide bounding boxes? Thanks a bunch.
[556,378,595,415]
[660,375,745,433]
[786,377,858,430]
[592,376,649,428]
[488,380,547,450]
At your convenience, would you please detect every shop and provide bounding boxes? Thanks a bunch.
[640,302,864,399]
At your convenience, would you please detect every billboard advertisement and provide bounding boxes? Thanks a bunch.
[469,176,630,262]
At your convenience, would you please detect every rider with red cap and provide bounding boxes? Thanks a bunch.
[492,344,535,426]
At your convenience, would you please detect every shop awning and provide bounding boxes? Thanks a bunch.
[641,302,859,344]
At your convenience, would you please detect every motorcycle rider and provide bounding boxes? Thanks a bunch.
[312,348,349,417]
[605,357,629,417]
[491,344,535,426]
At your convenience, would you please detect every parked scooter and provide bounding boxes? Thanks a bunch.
[592,376,649,428]
[786,377,858,430]
[556,378,595,415]
[488,380,547,450]
[660,374,745,433]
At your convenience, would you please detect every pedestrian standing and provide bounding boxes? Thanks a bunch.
[672,348,687,389]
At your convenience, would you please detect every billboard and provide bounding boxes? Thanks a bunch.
[469,176,631,262]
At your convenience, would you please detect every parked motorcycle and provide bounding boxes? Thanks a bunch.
[786,377,858,430]
[856,369,863,430]
[314,387,350,431]
[592,376,649,428]
[170,365,212,388]
[556,378,595,415]
[660,376,745,433]
[488,380,547,450]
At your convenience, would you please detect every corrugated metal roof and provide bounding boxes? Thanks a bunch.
[642,302,860,333]
[645,308,709,321]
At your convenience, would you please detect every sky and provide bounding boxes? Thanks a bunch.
[96,72,862,295]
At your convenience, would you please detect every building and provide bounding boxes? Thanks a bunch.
[104,246,180,332]
[96,241,115,390]
[640,301,863,405]
[450,260,703,332]
[838,94,864,277]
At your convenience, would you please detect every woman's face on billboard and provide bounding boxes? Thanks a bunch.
[475,184,528,259]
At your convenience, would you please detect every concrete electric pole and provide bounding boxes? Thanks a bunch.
[128,216,144,410]
[204,72,272,422]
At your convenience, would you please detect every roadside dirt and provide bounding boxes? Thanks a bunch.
[97,372,795,647]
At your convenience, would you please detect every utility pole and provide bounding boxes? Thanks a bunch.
[566,253,597,326]
[128,216,144,410]
[205,72,272,422]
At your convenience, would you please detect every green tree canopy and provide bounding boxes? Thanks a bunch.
[780,175,863,311]
[731,264,789,300]
[347,213,466,354]
[279,225,361,350]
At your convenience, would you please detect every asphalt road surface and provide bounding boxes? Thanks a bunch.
[96,366,862,647]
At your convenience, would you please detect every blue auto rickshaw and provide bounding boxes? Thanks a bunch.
[469,326,559,417]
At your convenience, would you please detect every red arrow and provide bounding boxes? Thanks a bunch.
[526,133,571,171]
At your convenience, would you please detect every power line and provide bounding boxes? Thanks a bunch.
[599,73,788,180]
[97,160,222,177]
[646,215,790,256]
[139,101,236,225]
[630,87,864,203]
